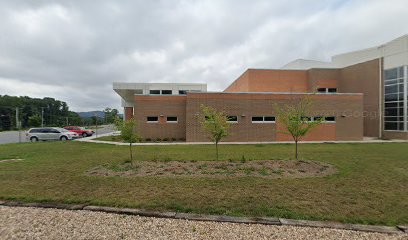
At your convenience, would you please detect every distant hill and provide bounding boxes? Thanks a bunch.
[76,111,104,118]
[77,111,123,119]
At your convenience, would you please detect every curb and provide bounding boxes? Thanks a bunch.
[76,138,408,146]
[0,200,405,234]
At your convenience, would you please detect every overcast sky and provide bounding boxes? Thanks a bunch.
[1,0,408,112]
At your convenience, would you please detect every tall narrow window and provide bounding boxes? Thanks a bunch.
[384,67,405,131]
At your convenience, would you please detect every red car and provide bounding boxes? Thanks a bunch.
[64,126,94,137]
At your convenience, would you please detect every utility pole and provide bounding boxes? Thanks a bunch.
[94,113,98,138]
[41,107,45,127]
[16,107,21,143]
[66,117,69,126]
[15,107,19,129]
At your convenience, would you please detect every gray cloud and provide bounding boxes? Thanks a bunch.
[1,0,408,111]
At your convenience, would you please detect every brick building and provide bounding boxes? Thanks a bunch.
[114,35,408,141]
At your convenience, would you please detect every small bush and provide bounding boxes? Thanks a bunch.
[163,137,169,142]
[145,138,151,142]
[179,138,186,141]
[171,137,177,142]
[155,138,162,142]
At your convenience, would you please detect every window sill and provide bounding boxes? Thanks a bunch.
[252,121,276,123]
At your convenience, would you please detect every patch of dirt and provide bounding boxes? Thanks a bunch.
[86,160,336,179]
[0,159,24,163]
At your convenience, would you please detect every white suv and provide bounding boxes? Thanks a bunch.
[26,127,79,142]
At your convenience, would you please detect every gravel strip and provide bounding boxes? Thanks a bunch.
[0,206,405,240]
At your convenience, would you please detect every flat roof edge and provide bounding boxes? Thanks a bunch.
[189,92,364,96]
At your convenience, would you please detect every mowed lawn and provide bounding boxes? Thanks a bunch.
[0,141,407,226]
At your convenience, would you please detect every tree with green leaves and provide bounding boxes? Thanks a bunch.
[274,96,324,160]
[199,105,230,160]
[27,114,41,127]
[114,117,141,167]
[103,107,119,124]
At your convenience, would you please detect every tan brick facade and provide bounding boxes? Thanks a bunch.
[134,95,186,140]
[339,59,381,137]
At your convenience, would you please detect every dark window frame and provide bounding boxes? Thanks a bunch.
[146,116,159,122]
[227,116,238,122]
[166,116,178,123]
[149,90,160,95]
[161,90,172,95]
[252,116,276,123]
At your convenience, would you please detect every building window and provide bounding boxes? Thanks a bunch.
[317,88,337,93]
[227,116,238,122]
[149,90,173,95]
[147,116,158,122]
[161,90,172,95]
[149,90,160,95]
[310,116,336,122]
[328,88,337,93]
[252,116,275,123]
[384,66,406,131]
[179,90,187,95]
[324,116,336,122]
[166,116,178,123]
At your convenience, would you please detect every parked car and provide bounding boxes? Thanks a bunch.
[64,126,94,137]
[26,127,79,142]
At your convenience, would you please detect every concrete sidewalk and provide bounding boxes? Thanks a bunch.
[75,132,408,146]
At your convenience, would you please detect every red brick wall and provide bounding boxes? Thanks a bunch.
[186,93,363,142]
[124,107,134,120]
[307,69,340,91]
[224,69,309,93]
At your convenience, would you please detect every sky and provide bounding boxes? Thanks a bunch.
[1,0,408,112]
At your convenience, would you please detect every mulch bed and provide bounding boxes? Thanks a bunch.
[86,160,336,179]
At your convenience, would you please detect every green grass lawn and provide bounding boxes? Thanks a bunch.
[0,141,407,225]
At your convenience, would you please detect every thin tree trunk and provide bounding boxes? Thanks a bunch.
[215,142,218,161]
[129,142,133,167]
[295,140,298,160]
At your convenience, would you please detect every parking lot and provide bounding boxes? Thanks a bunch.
[0,125,115,144]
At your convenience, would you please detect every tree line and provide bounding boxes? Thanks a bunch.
[0,95,120,131]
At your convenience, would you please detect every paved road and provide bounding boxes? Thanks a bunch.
[0,125,115,145]
[0,130,28,144]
